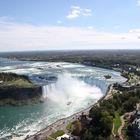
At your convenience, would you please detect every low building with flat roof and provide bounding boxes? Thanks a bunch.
[132,118,140,140]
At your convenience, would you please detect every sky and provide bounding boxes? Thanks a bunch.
[0,0,140,52]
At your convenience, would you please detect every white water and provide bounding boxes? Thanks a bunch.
[42,73,103,104]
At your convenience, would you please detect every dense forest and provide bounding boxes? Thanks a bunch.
[1,50,140,66]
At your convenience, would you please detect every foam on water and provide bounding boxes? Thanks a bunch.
[42,73,103,103]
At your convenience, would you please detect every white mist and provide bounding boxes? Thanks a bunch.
[42,73,103,104]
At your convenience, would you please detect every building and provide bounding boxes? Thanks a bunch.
[113,83,133,91]
[56,134,70,140]
[131,104,140,140]
[132,118,140,140]
[136,103,140,111]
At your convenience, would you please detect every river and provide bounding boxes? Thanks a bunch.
[0,59,126,140]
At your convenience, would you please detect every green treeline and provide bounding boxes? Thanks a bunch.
[0,72,30,82]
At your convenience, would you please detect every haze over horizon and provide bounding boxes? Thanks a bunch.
[0,0,140,52]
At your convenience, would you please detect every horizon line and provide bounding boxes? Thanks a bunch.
[0,48,140,53]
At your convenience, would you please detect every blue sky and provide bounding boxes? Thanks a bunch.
[0,0,140,51]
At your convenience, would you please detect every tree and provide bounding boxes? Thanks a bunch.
[72,120,82,136]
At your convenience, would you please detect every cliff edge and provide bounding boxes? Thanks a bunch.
[0,73,42,106]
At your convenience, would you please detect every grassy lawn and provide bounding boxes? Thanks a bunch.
[0,73,35,88]
[2,79,34,88]
[113,112,122,135]
[45,130,65,140]
[66,122,73,132]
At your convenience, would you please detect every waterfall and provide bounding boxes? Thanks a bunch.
[80,76,108,94]
[42,85,47,98]
[42,84,55,99]
[42,74,107,101]
[40,74,103,103]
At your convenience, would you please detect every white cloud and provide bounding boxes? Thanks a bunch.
[129,29,140,33]
[0,21,140,52]
[57,20,62,24]
[0,16,15,26]
[66,9,81,19]
[66,6,92,19]
[87,26,94,30]
[66,13,79,19]
[82,9,92,16]
[71,6,81,10]
[0,16,11,22]
[137,0,140,6]
[66,6,81,19]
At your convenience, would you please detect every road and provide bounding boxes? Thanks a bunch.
[118,115,125,140]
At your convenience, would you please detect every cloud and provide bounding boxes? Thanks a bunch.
[0,20,140,52]
[71,6,81,9]
[57,20,62,24]
[66,6,92,19]
[82,9,92,16]
[137,0,140,6]
[87,26,94,30]
[66,9,81,19]
[129,29,140,33]
[0,16,15,25]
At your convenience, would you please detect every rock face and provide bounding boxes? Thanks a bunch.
[0,73,42,106]
[0,86,42,106]
[0,86,42,100]
[104,75,112,79]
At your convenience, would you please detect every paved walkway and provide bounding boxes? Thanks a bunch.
[118,115,125,140]
[112,123,116,137]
